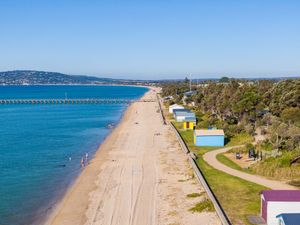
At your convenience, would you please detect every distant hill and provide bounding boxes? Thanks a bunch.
[0,70,139,85]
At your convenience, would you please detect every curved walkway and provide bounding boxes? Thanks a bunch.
[203,146,297,190]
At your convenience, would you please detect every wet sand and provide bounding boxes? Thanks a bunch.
[45,87,220,225]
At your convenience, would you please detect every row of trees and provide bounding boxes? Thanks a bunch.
[192,79,299,123]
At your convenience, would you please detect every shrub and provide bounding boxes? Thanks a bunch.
[189,199,214,213]
[186,193,203,198]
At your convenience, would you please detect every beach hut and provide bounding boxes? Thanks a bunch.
[174,111,195,122]
[183,90,197,97]
[173,109,191,119]
[183,117,196,130]
[169,104,184,114]
[276,213,300,225]
[194,129,224,146]
[261,190,300,225]
[173,108,190,114]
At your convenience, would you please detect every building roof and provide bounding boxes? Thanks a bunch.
[175,112,195,117]
[276,213,300,225]
[261,190,300,202]
[194,129,224,136]
[184,116,196,122]
[184,91,197,97]
[173,109,190,113]
[169,104,184,109]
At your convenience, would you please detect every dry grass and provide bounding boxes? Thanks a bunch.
[186,192,204,198]
[189,199,215,213]
[251,151,300,180]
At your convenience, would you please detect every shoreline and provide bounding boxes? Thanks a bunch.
[44,86,220,225]
[43,87,152,225]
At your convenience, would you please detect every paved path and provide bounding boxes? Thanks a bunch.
[203,146,297,190]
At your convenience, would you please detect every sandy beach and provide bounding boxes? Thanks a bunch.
[45,87,220,225]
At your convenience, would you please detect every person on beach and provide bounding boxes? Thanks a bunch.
[81,157,84,167]
[85,152,88,164]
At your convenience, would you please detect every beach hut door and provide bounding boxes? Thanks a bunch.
[187,122,189,128]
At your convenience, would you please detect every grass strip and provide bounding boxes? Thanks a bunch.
[216,153,252,174]
[172,123,269,225]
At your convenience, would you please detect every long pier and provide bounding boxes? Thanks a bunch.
[0,98,155,105]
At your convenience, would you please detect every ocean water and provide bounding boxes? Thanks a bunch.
[0,85,148,225]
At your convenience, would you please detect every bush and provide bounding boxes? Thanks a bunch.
[224,124,244,138]
[251,151,300,180]
[246,143,254,151]
[256,140,273,151]
[245,124,255,135]
[189,199,214,213]
[260,128,267,135]
[227,132,254,146]
[288,180,300,187]
[186,193,203,198]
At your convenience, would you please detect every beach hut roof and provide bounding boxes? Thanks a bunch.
[184,91,197,97]
[173,110,191,115]
[261,190,300,202]
[175,111,194,117]
[169,104,183,108]
[173,108,190,112]
[194,129,224,136]
[184,117,197,122]
[276,213,300,224]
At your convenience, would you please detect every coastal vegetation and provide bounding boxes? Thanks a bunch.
[189,199,215,213]
[163,78,299,224]
[186,192,204,198]
[162,78,300,181]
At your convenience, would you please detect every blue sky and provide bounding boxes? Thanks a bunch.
[0,0,300,79]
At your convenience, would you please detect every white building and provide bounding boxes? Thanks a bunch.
[169,104,184,114]
[261,190,300,225]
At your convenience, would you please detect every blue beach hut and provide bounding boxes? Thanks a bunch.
[174,111,195,122]
[173,109,191,118]
[194,129,224,147]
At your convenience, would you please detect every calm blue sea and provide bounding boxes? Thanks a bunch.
[0,85,148,225]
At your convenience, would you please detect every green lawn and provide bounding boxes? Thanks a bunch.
[216,153,245,171]
[196,156,267,225]
[216,153,253,174]
[172,122,268,225]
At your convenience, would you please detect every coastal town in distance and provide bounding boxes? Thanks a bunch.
[0,1,300,225]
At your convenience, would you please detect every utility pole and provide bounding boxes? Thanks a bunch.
[189,74,192,91]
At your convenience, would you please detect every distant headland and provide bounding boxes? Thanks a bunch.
[0,70,154,86]
[0,70,298,86]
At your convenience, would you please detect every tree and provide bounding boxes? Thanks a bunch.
[219,77,230,83]
[287,125,300,149]
[281,107,300,127]
[268,118,289,150]
[266,79,300,116]
[184,77,189,84]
